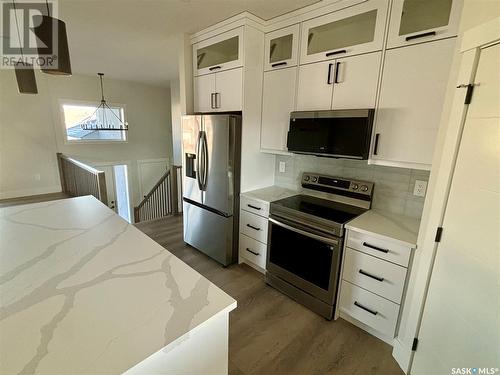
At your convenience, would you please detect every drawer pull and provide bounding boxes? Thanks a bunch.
[247,204,262,211]
[246,224,261,231]
[246,248,260,256]
[363,242,389,254]
[405,31,436,42]
[359,269,384,282]
[354,301,378,316]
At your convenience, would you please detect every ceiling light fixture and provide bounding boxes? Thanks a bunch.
[80,73,129,132]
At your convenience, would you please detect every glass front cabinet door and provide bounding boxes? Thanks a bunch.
[264,24,300,71]
[300,0,388,65]
[387,0,463,48]
[193,27,244,76]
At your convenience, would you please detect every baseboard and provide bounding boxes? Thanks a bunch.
[0,185,62,200]
[392,337,413,374]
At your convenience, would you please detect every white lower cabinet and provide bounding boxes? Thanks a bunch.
[239,234,267,269]
[261,67,297,152]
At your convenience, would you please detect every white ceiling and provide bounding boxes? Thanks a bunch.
[59,0,320,87]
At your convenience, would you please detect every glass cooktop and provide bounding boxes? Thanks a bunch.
[271,194,366,224]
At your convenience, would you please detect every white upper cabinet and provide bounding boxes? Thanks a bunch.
[387,0,463,49]
[371,39,456,169]
[296,60,335,111]
[299,0,388,65]
[194,68,243,112]
[264,25,300,72]
[261,67,297,152]
[194,74,216,113]
[193,27,244,76]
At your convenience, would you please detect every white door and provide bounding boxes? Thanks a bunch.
[332,51,381,110]
[373,38,455,167]
[412,43,500,374]
[96,165,117,212]
[296,60,334,111]
[214,68,243,112]
[194,73,216,112]
[261,67,297,152]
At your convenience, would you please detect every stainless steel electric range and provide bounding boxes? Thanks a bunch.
[266,172,374,320]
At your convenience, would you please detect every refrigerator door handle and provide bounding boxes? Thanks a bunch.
[202,131,209,190]
[196,131,203,191]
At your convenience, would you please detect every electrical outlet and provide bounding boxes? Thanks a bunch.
[279,161,286,173]
[413,180,427,197]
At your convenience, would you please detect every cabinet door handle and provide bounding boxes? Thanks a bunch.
[247,204,262,210]
[405,31,436,42]
[215,93,221,109]
[246,223,261,231]
[327,63,334,85]
[363,241,389,254]
[271,62,287,68]
[373,134,380,156]
[334,62,341,84]
[246,248,260,256]
[359,269,385,282]
[209,65,222,71]
[354,301,378,315]
[210,93,215,109]
[326,49,347,57]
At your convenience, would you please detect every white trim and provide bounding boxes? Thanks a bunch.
[461,16,500,52]
[0,185,62,200]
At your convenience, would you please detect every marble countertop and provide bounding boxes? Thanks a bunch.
[346,210,421,248]
[241,186,297,203]
[0,196,236,375]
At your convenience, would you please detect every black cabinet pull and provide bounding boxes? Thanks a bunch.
[247,204,262,210]
[246,224,261,231]
[354,301,378,315]
[405,31,436,42]
[373,133,380,156]
[209,65,222,71]
[326,49,347,57]
[363,241,389,254]
[271,62,287,68]
[327,63,334,84]
[246,248,260,256]
[334,62,341,84]
[359,269,384,282]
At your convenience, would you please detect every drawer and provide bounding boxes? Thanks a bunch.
[239,234,267,269]
[346,230,412,267]
[343,248,407,304]
[339,280,399,337]
[241,195,269,218]
[240,210,269,243]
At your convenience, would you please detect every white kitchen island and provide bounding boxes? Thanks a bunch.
[0,196,236,375]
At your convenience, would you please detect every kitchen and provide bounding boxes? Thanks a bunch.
[0,0,498,374]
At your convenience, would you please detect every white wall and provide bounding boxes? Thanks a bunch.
[0,70,172,205]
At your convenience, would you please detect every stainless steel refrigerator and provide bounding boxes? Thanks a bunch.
[181,114,241,266]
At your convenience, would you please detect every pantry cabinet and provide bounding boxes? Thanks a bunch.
[387,0,463,49]
[194,68,243,112]
[296,51,381,111]
[260,67,297,152]
[299,0,388,65]
[371,38,456,169]
[264,24,300,71]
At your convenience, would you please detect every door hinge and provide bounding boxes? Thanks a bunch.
[457,84,475,104]
[412,338,419,351]
[435,227,443,242]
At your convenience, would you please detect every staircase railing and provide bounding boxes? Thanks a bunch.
[57,153,108,205]
[134,165,182,223]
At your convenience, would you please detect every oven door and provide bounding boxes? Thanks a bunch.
[266,216,343,304]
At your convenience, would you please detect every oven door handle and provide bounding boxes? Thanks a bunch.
[269,218,339,246]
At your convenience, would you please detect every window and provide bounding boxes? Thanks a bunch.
[61,102,127,142]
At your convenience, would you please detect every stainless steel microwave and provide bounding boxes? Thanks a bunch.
[287,109,374,160]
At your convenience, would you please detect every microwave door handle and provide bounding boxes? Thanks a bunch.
[269,218,339,246]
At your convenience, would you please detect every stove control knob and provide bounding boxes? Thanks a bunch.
[351,183,359,190]
[311,176,318,183]
[360,185,369,192]
[304,175,310,182]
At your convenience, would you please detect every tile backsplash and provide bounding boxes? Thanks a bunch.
[275,154,430,219]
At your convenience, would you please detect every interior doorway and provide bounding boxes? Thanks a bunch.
[95,164,131,223]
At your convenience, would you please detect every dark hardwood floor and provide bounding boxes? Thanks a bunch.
[135,215,404,375]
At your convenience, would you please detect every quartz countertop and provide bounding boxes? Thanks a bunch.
[346,210,421,248]
[0,196,236,374]
[241,186,297,203]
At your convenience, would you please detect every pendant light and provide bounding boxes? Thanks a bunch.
[12,0,37,94]
[32,0,72,75]
[80,73,129,132]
